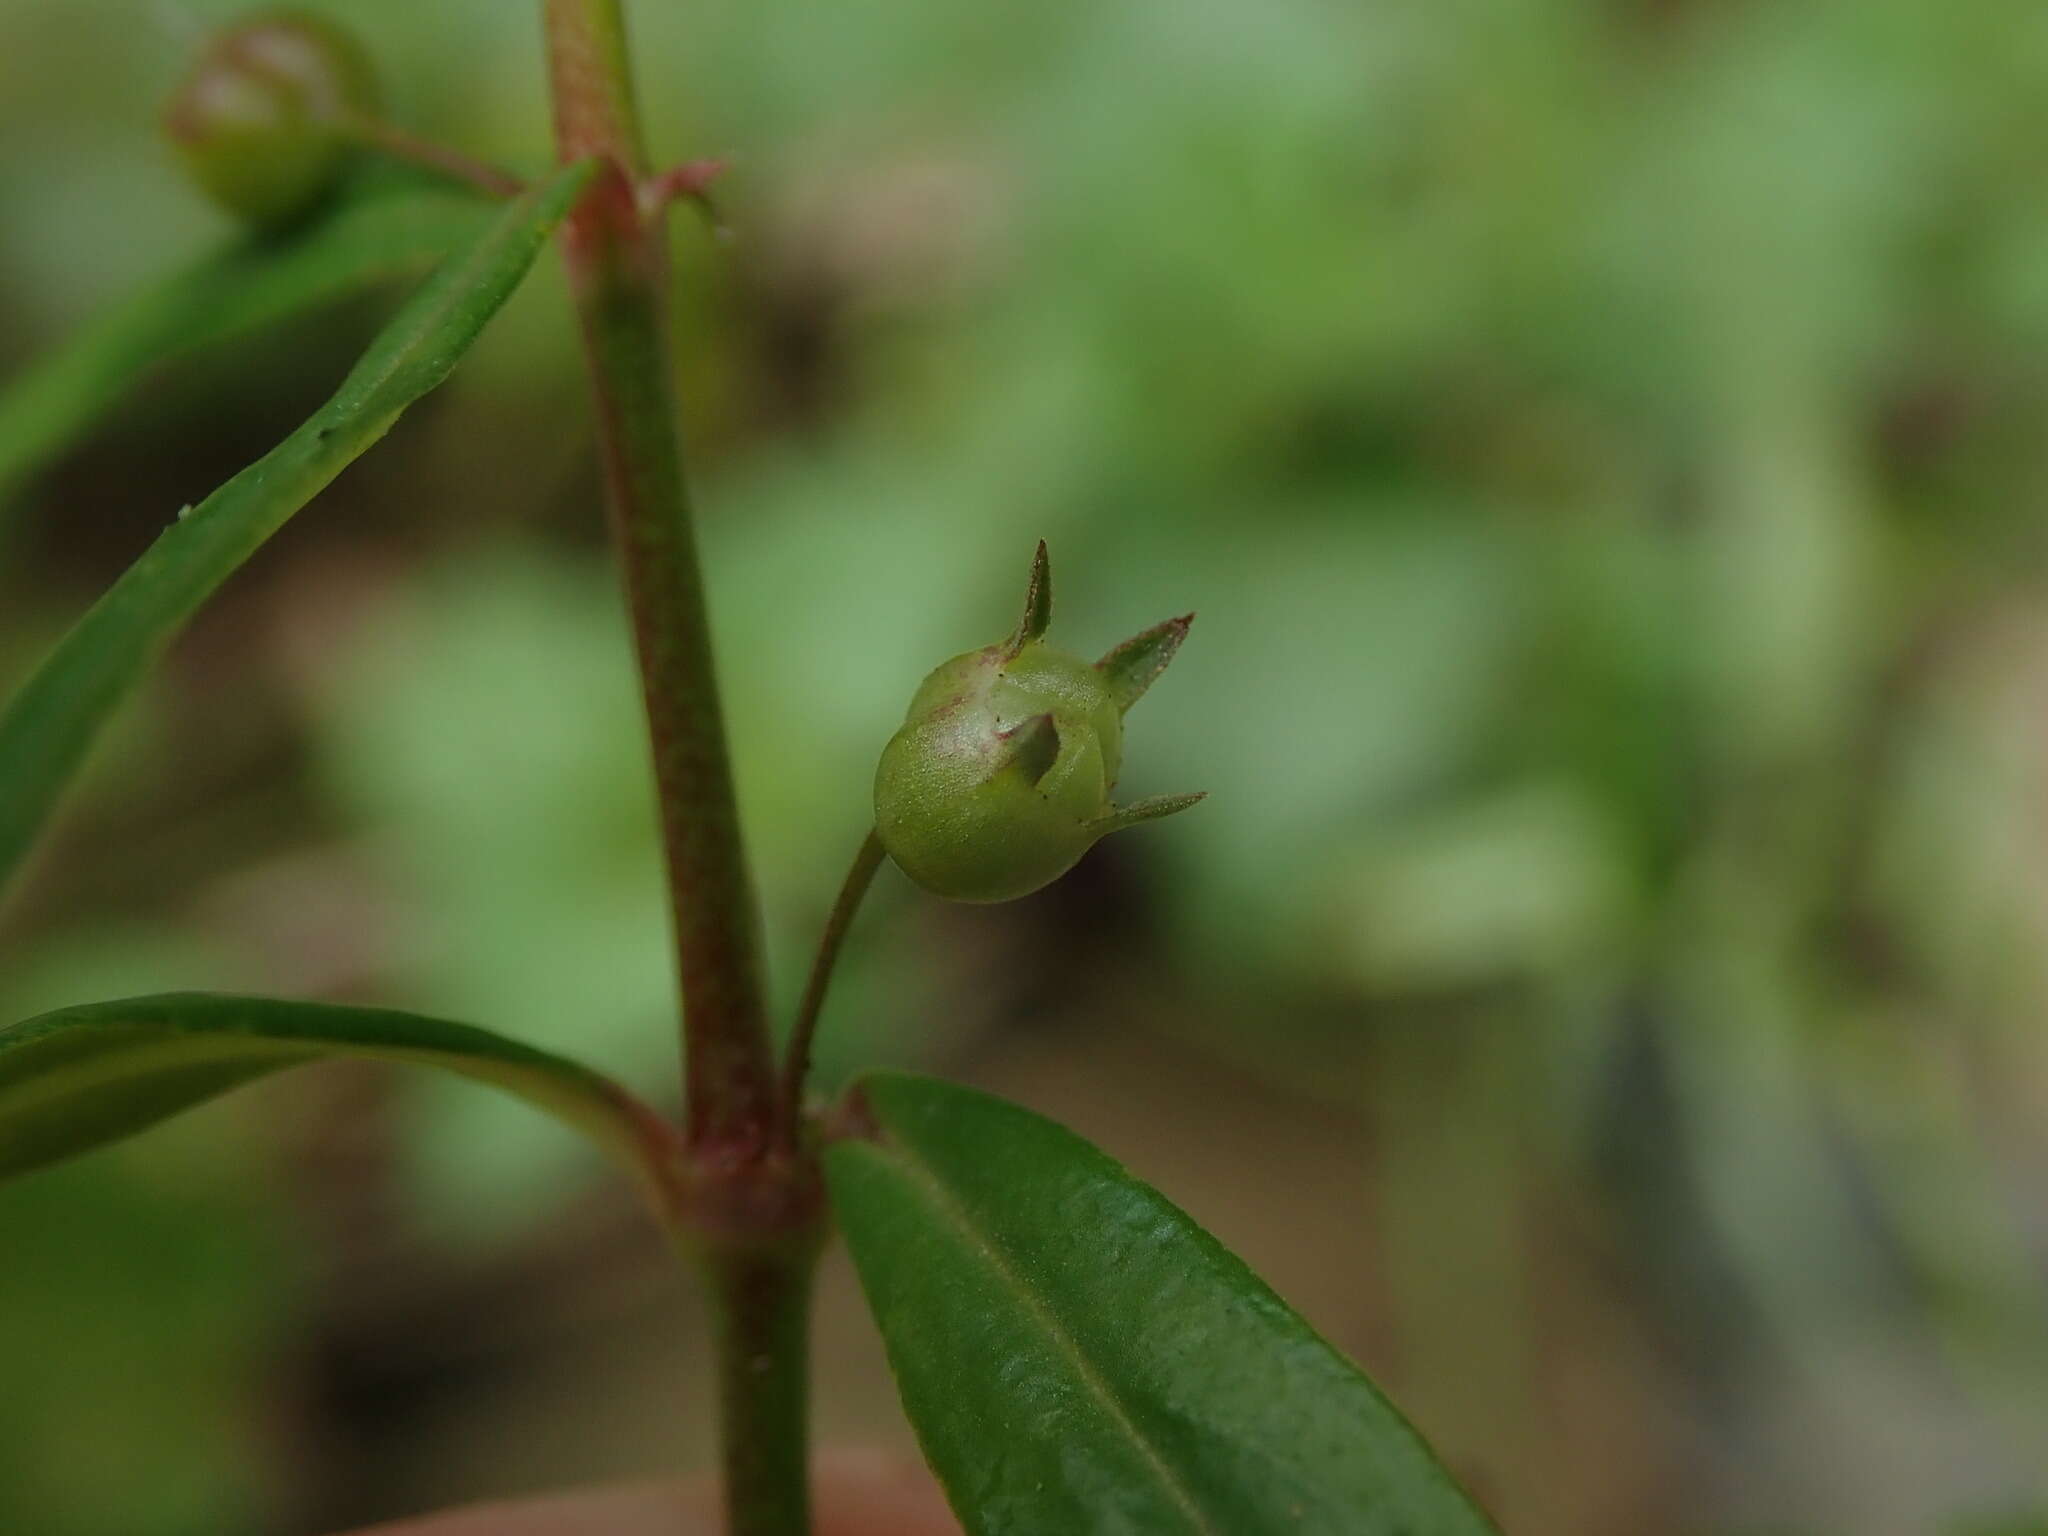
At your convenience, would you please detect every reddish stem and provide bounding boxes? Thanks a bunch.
[540,6,819,1534]
[543,0,775,1156]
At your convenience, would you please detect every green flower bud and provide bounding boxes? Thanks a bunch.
[163,9,379,228]
[874,543,1204,903]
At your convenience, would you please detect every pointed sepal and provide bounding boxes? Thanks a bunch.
[1096,790,1206,833]
[1096,614,1192,712]
[1004,540,1053,657]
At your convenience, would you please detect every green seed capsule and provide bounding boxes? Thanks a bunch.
[874,543,1204,903]
[164,9,379,227]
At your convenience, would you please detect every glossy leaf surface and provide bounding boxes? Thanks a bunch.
[0,993,676,1212]
[826,1072,1499,1536]
[0,184,497,519]
[0,164,591,900]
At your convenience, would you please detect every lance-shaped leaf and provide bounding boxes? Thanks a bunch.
[0,162,592,901]
[0,993,680,1215]
[825,1072,1500,1536]
[0,183,500,525]
[1097,613,1193,712]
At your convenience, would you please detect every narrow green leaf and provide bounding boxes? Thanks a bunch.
[0,993,678,1214]
[0,163,592,900]
[826,1072,1499,1536]
[0,185,498,522]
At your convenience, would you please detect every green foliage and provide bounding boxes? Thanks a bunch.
[0,992,673,1210]
[827,1072,1498,1536]
[0,180,494,527]
[0,164,588,899]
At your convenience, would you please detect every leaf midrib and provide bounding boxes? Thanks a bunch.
[872,1134,1223,1536]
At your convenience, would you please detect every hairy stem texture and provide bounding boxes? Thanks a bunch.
[544,0,774,1154]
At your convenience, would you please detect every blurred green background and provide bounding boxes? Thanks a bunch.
[6,0,2048,1532]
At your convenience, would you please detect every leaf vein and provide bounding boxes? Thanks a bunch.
[880,1138,1224,1535]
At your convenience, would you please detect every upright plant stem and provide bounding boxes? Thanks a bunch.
[542,0,773,1153]
[707,1246,821,1536]
[541,5,817,1534]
